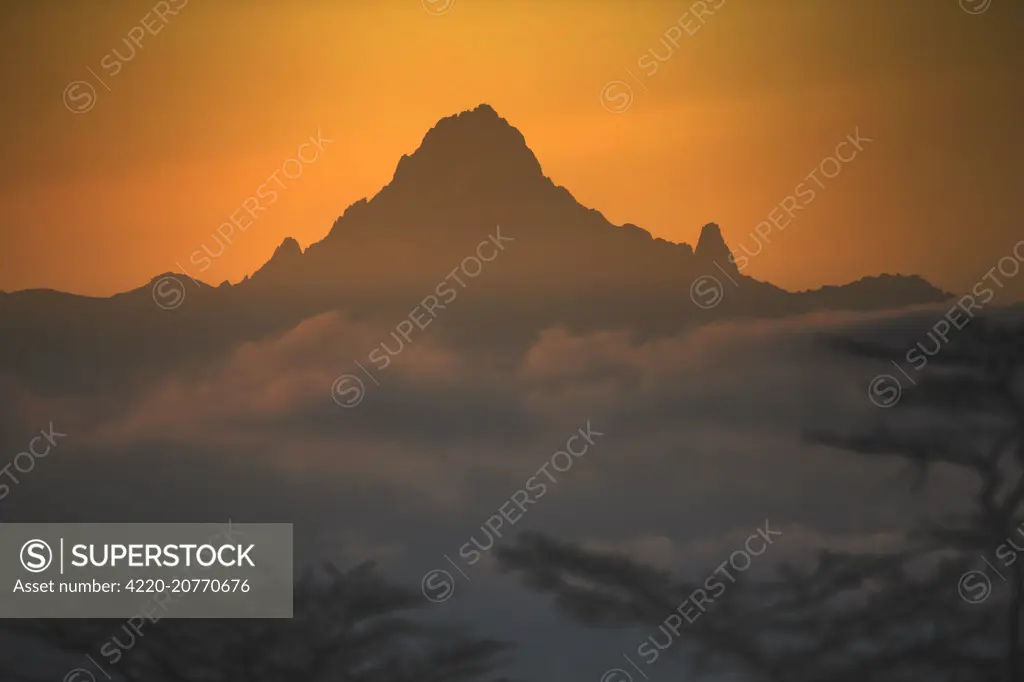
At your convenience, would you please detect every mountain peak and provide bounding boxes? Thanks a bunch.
[694,223,738,272]
[251,237,303,281]
[272,236,302,259]
[426,103,517,141]
[388,104,545,195]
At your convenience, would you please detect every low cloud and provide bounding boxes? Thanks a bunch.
[0,304,986,546]
[0,301,1002,681]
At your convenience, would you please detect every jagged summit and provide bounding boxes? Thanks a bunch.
[252,237,303,281]
[275,236,302,256]
[694,223,738,273]
[419,104,533,157]
[389,104,545,193]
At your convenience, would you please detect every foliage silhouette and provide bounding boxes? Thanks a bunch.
[496,316,1024,681]
[0,561,512,682]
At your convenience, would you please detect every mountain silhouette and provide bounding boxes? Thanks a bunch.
[693,222,738,274]
[0,104,947,390]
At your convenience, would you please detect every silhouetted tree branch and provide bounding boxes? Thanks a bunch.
[496,316,1024,681]
[0,561,512,682]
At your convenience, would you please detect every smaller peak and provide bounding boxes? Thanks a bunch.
[695,222,725,248]
[251,237,303,282]
[274,236,302,257]
[147,271,207,288]
[694,222,738,273]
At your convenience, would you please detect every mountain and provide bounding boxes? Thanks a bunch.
[0,104,948,391]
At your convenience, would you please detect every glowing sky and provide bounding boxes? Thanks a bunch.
[1,0,1021,297]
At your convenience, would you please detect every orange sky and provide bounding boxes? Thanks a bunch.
[1,0,1021,298]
